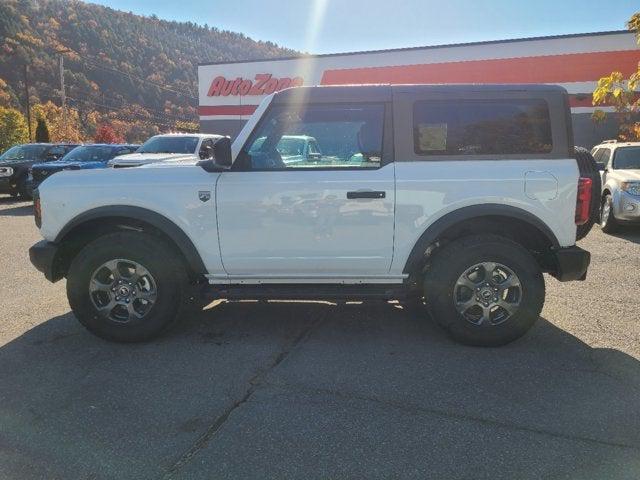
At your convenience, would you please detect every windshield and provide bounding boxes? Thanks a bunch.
[0,145,49,162]
[614,147,640,170]
[60,146,118,163]
[137,136,199,154]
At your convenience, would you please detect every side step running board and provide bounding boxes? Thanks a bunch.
[201,283,412,301]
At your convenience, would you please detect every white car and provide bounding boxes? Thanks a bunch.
[108,133,223,168]
[591,140,640,232]
[30,84,595,347]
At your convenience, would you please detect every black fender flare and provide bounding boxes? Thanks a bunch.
[402,204,561,273]
[55,205,207,275]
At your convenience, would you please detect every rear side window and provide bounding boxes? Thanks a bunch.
[413,99,553,156]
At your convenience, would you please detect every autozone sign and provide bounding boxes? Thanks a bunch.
[207,73,304,96]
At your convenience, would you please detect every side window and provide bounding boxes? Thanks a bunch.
[46,146,66,160]
[600,148,612,168]
[591,148,603,161]
[240,103,385,170]
[199,139,214,159]
[413,99,553,156]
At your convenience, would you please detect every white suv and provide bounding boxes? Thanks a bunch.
[591,140,640,232]
[108,133,223,168]
[29,85,595,346]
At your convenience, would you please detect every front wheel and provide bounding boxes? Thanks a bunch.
[600,195,618,233]
[423,234,545,347]
[67,231,188,342]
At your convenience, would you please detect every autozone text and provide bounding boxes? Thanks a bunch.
[207,74,304,96]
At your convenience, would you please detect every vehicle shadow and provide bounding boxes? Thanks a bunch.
[1,302,639,479]
[0,203,33,217]
[605,226,640,245]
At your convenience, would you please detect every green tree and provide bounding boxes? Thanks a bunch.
[592,13,640,140]
[0,107,29,153]
[35,117,50,142]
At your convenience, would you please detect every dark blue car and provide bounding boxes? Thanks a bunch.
[29,144,139,192]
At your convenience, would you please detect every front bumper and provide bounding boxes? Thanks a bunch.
[614,191,640,222]
[29,240,62,282]
[0,176,16,194]
[549,246,591,282]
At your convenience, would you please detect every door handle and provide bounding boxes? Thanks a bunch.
[346,190,386,199]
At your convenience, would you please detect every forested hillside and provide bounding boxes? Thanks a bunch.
[0,0,296,142]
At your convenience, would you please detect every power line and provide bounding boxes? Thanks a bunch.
[12,36,200,102]
[37,83,197,123]
[73,53,197,100]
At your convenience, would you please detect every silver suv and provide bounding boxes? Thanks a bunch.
[592,140,640,232]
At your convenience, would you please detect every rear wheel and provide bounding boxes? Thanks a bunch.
[600,194,618,233]
[67,231,188,342]
[423,234,545,347]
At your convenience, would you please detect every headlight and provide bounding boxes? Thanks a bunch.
[0,166,14,177]
[621,182,640,196]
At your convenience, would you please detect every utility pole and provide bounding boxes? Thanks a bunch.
[23,64,32,141]
[58,54,67,135]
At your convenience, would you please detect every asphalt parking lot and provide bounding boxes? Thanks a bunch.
[0,196,639,480]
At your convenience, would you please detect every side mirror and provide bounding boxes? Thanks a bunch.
[596,162,606,171]
[198,137,232,172]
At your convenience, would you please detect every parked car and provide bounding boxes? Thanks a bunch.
[0,143,78,199]
[107,133,222,168]
[249,135,322,166]
[29,144,139,193]
[29,84,595,346]
[591,140,640,232]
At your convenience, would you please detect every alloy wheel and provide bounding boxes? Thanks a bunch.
[453,262,522,326]
[89,259,157,323]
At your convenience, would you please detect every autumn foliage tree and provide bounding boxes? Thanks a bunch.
[592,13,640,140]
[0,107,29,153]
[94,124,125,143]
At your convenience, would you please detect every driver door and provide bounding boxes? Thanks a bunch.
[216,101,396,278]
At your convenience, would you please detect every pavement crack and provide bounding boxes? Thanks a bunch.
[161,314,325,479]
[271,382,640,452]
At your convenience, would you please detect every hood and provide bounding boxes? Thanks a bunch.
[616,169,640,181]
[33,160,105,171]
[0,158,39,168]
[139,157,200,168]
[108,152,196,166]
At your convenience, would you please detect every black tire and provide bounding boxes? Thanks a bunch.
[423,234,545,347]
[600,194,618,233]
[67,231,188,342]
[17,175,32,200]
[574,146,601,241]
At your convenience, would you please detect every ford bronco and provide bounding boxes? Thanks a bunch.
[29,85,595,346]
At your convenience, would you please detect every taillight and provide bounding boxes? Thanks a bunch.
[575,177,592,225]
[33,192,42,228]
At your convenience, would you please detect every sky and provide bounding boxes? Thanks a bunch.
[87,0,638,54]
